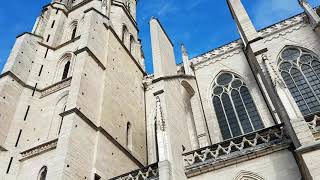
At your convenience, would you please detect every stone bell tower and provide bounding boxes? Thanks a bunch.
[0,0,147,179]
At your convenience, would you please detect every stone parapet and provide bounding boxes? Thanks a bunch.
[183,124,291,177]
[109,163,159,180]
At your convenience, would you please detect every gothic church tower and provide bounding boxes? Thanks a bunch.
[0,0,147,179]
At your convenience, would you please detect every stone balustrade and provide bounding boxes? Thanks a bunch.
[183,124,290,176]
[109,163,159,180]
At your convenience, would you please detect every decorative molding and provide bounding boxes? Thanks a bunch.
[109,163,158,180]
[155,96,166,132]
[40,77,72,98]
[191,13,307,70]
[193,48,242,70]
[233,171,265,180]
[306,115,320,135]
[183,124,291,177]
[20,138,58,161]
[262,54,286,88]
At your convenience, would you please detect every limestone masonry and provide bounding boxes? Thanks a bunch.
[1,0,320,179]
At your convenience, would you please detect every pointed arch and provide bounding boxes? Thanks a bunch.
[126,121,132,151]
[66,20,78,41]
[211,71,264,140]
[277,45,320,118]
[233,170,265,180]
[121,24,128,43]
[129,34,135,54]
[49,91,69,136]
[37,166,48,180]
[54,52,75,83]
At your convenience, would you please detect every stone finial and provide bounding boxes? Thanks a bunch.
[181,44,193,75]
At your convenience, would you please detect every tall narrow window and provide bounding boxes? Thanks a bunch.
[129,35,134,54]
[51,20,55,28]
[212,72,264,140]
[46,35,50,42]
[278,46,320,117]
[122,25,128,43]
[126,122,132,150]
[62,61,70,80]
[38,166,47,180]
[6,157,13,174]
[15,129,22,147]
[71,26,77,40]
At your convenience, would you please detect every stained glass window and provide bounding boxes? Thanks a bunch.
[278,47,320,117]
[212,73,264,140]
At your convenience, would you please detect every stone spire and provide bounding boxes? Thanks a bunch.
[227,0,260,46]
[181,44,193,75]
[298,0,320,28]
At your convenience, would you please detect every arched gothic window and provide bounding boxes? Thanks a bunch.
[212,72,264,140]
[62,61,70,80]
[38,166,47,180]
[122,25,128,43]
[129,35,134,54]
[278,46,320,117]
[126,122,132,151]
[71,26,77,40]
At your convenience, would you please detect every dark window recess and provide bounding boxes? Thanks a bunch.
[62,61,70,80]
[6,157,13,174]
[71,27,77,40]
[15,130,22,147]
[24,105,30,121]
[38,65,44,76]
[32,83,38,96]
[51,20,55,28]
[44,48,49,58]
[58,106,67,135]
[39,166,48,180]
[94,174,101,180]
[46,35,50,42]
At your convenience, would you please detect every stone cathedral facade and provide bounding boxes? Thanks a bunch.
[1,0,320,179]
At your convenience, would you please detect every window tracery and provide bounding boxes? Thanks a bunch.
[278,46,320,117]
[212,72,264,140]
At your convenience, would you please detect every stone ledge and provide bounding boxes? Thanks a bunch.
[0,145,7,152]
[19,138,58,161]
[40,77,72,98]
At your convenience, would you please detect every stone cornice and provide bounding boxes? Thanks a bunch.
[151,74,195,84]
[0,71,40,91]
[38,35,81,51]
[0,71,72,96]
[16,32,43,40]
[60,108,145,168]
[190,13,307,69]
[74,47,107,70]
[40,77,72,98]
[19,138,58,161]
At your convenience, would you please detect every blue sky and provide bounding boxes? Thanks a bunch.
[0,0,319,74]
